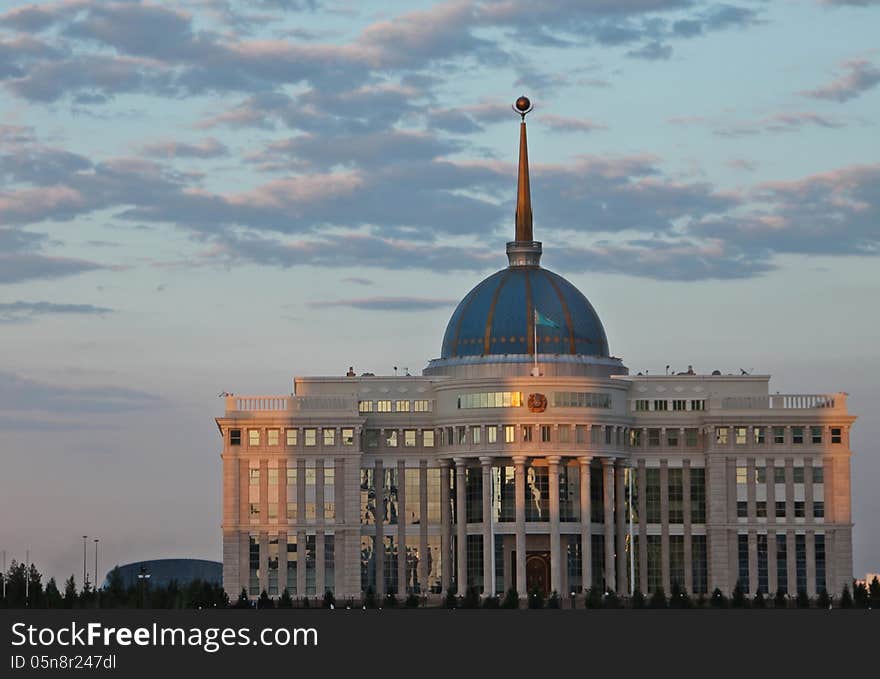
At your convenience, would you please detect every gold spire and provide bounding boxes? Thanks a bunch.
[515,118,533,242]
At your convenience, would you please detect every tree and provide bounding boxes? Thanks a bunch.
[585,587,602,609]
[234,588,251,609]
[669,582,691,609]
[773,588,787,609]
[384,592,399,608]
[278,588,293,608]
[710,588,728,608]
[501,588,519,609]
[840,584,853,609]
[482,594,500,609]
[649,587,667,609]
[603,591,620,609]
[528,587,544,609]
[323,590,336,608]
[547,591,560,609]
[63,577,78,609]
[5,562,26,607]
[364,587,377,609]
[853,582,868,609]
[816,588,831,609]
[104,568,126,608]
[795,590,810,608]
[405,592,420,608]
[443,587,457,609]
[44,578,63,609]
[731,581,748,608]
[26,563,44,608]
[462,586,480,609]
[869,576,880,609]
[752,590,766,609]
[631,589,646,609]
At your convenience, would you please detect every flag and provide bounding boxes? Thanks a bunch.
[534,309,560,329]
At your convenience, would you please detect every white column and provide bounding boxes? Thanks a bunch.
[455,457,468,596]
[439,459,452,593]
[514,455,527,597]
[548,455,562,595]
[602,458,616,592]
[615,459,627,593]
[480,456,494,596]
[579,456,592,591]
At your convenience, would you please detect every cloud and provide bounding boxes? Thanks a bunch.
[342,276,373,285]
[0,228,106,284]
[800,57,880,102]
[627,41,673,60]
[713,112,845,137]
[0,370,165,415]
[538,114,608,133]
[308,296,458,311]
[139,137,228,158]
[0,301,113,323]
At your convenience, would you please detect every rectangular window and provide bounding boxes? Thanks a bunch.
[267,429,279,446]
[446,427,454,446]
[673,399,687,411]
[756,466,767,484]
[792,427,804,444]
[361,469,376,526]
[815,535,826,594]
[831,428,842,444]
[551,392,612,408]
[404,429,416,447]
[795,534,807,594]
[268,468,278,486]
[775,501,786,518]
[377,400,392,412]
[670,535,685,588]
[395,400,410,412]
[810,426,822,444]
[690,400,705,411]
[249,468,260,485]
[457,426,467,445]
[522,425,532,443]
[358,400,373,413]
[287,501,297,520]
[754,427,765,444]
[736,466,748,485]
[776,535,788,594]
[773,427,785,444]
[423,429,435,447]
[487,426,497,444]
[653,399,668,411]
[304,429,316,446]
[230,429,241,446]
[457,392,523,409]
[286,536,297,596]
[541,425,551,443]
[472,427,482,445]
[794,501,805,518]
[414,400,430,412]
[576,425,586,444]
[504,425,515,443]
[737,501,747,518]
[715,427,729,445]
[692,535,708,594]
[756,501,767,518]
[635,399,649,412]
[305,536,317,595]
[342,428,354,446]
[793,466,805,484]
[365,429,379,448]
[668,468,683,524]
[814,501,824,519]
[690,468,706,523]
[738,534,749,593]
[386,430,398,447]
[757,534,768,594]
[735,427,747,445]
[812,466,824,484]
[685,428,698,447]
[323,429,335,446]
[249,503,259,520]
[286,429,298,446]
[646,468,661,524]
[249,535,260,595]
[647,535,661,593]
[630,429,642,447]
[591,426,601,445]
[558,425,570,443]
[774,466,786,484]
[249,429,260,446]
[648,428,660,446]
[286,465,296,486]
[666,429,679,447]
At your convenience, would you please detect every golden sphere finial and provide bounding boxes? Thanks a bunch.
[513,95,532,120]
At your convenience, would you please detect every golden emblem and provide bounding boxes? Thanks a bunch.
[528,393,547,413]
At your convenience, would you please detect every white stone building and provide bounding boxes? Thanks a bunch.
[216,99,855,601]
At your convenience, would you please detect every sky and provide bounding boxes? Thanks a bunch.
[0,0,878,585]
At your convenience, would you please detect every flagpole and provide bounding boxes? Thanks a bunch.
[533,309,538,376]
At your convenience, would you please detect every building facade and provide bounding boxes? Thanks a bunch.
[216,99,855,601]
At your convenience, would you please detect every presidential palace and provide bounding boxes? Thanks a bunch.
[215,97,856,602]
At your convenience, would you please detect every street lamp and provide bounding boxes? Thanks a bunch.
[137,566,151,608]
[93,540,99,593]
[82,536,88,590]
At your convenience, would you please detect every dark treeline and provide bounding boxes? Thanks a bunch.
[3,560,879,610]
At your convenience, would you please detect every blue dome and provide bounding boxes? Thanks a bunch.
[440,266,609,359]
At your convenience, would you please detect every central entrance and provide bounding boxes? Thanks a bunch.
[525,552,550,595]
